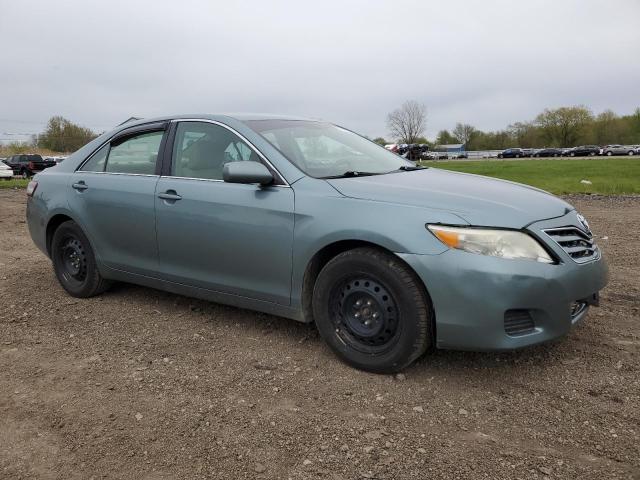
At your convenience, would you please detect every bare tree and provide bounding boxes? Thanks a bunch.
[452,123,477,148]
[387,101,427,143]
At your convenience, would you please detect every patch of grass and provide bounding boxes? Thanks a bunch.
[419,158,640,195]
[0,178,29,189]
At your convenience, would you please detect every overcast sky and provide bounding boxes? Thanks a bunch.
[1,0,639,141]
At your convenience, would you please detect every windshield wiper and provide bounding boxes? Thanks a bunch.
[321,170,383,179]
[396,165,427,171]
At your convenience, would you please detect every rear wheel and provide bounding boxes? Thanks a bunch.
[628,150,634,156]
[51,221,111,297]
[20,169,29,179]
[312,248,432,373]
[607,151,613,156]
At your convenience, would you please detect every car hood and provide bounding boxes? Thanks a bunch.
[326,168,573,228]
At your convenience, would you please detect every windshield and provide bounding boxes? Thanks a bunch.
[245,120,413,178]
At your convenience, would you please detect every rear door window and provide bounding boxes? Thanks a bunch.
[79,144,110,172]
[106,131,163,175]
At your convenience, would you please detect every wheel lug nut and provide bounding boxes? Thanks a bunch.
[354,312,360,319]
[372,312,379,319]
[366,300,372,306]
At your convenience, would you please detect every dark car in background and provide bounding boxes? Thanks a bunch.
[521,148,535,157]
[561,148,573,156]
[497,148,524,158]
[5,154,57,178]
[568,146,599,157]
[399,144,429,161]
[534,148,563,157]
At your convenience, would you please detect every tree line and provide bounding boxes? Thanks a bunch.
[378,102,640,150]
[35,116,98,152]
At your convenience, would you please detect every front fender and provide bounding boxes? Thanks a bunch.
[289,177,467,310]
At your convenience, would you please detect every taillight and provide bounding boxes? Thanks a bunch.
[26,180,38,197]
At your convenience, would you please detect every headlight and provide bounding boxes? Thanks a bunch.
[427,225,554,263]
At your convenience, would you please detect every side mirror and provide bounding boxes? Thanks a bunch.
[223,161,274,186]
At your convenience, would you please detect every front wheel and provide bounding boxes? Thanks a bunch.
[51,220,112,298]
[312,248,433,373]
[628,151,634,156]
[21,169,29,179]
[607,151,613,156]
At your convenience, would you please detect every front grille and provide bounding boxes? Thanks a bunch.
[504,310,535,337]
[543,227,598,264]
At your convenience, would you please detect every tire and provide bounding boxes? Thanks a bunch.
[51,220,111,298]
[554,154,559,157]
[312,247,433,373]
[606,151,612,156]
[515,154,520,158]
[21,169,29,179]
[628,151,634,156]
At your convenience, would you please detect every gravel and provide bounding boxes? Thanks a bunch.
[1,190,638,479]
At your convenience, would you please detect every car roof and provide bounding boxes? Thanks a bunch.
[119,113,319,128]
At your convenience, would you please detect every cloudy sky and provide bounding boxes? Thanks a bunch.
[1,0,639,141]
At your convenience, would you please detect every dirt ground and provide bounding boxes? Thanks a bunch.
[1,189,638,480]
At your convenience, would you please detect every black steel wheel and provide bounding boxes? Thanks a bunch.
[51,220,112,297]
[330,276,400,354]
[57,236,88,287]
[312,247,433,373]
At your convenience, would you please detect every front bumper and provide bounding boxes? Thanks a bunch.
[399,212,608,351]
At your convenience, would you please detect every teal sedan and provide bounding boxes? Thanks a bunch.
[26,114,608,372]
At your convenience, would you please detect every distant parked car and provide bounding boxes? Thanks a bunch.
[0,161,13,179]
[602,145,635,156]
[497,148,524,158]
[568,146,599,157]
[402,144,428,161]
[634,145,640,154]
[534,148,563,157]
[561,148,573,156]
[4,154,56,178]
[521,148,535,157]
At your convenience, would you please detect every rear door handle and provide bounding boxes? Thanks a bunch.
[158,190,182,202]
[72,181,88,191]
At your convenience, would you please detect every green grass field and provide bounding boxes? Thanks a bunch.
[0,178,29,189]
[420,158,640,195]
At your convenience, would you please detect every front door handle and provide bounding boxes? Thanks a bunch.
[158,190,182,202]
[72,181,88,191]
